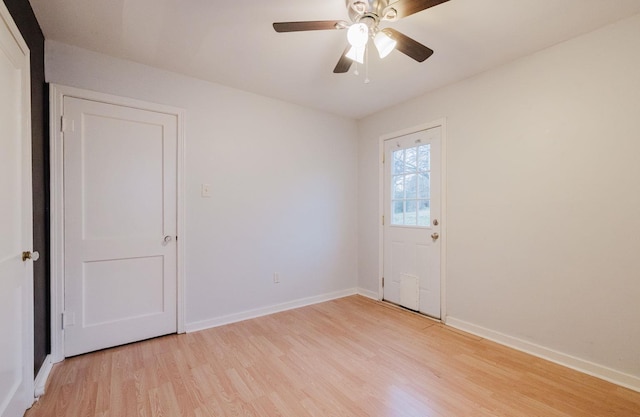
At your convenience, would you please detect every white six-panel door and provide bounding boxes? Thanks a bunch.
[0,3,34,416]
[63,97,178,357]
[383,127,441,318]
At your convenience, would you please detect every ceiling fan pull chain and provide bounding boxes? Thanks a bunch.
[364,44,370,84]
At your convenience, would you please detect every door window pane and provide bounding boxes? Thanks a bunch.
[405,200,417,225]
[418,173,430,199]
[404,174,417,199]
[405,148,417,173]
[392,200,404,224]
[393,149,404,175]
[418,200,430,226]
[418,145,431,171]
[393,176,404,199]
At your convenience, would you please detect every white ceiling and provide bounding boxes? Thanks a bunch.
[28,0,640,119]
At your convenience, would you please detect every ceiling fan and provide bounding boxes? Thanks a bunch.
[273,0,449,74]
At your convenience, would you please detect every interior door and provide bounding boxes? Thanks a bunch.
[63,97,178,357]
[0,3,34,416]
[383,127,441,318]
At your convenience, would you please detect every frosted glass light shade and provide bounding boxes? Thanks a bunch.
[346,46,365,64]
[374,30,397,58]
[347,23,369,48]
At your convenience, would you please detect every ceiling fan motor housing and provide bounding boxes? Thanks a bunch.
[347,0,397,23]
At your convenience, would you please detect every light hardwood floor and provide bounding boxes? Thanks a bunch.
[27,296,640,416]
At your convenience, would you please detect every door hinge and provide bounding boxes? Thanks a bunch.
[382,215,385,226]
[382,277,384,287]
[61,116,75,133]
[382,152,385,164]
[62,311,75,329]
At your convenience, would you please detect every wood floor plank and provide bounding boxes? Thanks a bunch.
[26,296,640,416]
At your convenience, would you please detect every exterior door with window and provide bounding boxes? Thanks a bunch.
[383,127,441,318]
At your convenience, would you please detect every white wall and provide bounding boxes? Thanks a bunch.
[358,14,640,385]
[45,40,359,326]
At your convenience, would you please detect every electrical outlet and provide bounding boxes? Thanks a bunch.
[273,272,280,284]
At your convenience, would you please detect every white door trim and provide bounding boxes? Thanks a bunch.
[378,118,448,322]
[49,84,186,363]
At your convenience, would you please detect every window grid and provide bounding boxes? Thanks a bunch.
[391,144,431,227]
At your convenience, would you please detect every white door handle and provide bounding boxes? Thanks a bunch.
[163,235,173,244]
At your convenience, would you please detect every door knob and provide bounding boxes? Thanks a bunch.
[22,251,40,262]
[163,235,173,244]
[431,233,439,241]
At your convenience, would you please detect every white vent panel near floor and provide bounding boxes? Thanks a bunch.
[400,273,419,311]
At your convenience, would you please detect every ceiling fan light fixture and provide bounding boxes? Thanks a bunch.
[347,23,369,48]
[273,0,445,75]
[346,46,366,64]
[374,29,396,59]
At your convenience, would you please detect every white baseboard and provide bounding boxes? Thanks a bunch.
[185,288,358,333]
[34,354,54,398]
[357,287,380,300]
[446,317,640,393]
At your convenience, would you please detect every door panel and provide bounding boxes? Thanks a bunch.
[83,256,164,325]
[383,127,441,318]
[81,115,164,239]
[0,3,34,415]
[63,97,178,357]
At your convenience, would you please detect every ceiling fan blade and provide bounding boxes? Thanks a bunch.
[333,46,353,73]
[273,20,347,32]
[385,28,434,62]
[387,0,449,19]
